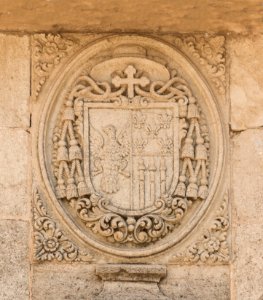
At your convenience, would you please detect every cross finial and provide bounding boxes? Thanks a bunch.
[112,65,150,98]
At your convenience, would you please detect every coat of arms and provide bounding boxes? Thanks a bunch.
[52,62,210,245]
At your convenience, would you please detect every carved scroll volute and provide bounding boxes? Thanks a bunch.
[37,35,226,258]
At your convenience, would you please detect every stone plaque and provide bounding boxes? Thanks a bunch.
[36,35,225,258]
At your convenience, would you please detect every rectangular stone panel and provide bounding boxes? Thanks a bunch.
[0,128,30,219]
[0,220,29,299]
[0,34,30,128]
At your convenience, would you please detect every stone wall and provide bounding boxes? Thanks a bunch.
[0,33,262,300]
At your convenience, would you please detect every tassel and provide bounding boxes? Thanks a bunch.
[179,104,187,118]
[187,97,200,119]
[56,180,66,199]
[182,138,194,159]
[57,141,68,162]
[186,180,198,199]
[69,140,82,161]
[66,178,78,200]
[175,182,186,197]
[195,142,207,161]
[77,178,90,197]
[63,101,75,121]
[198,185,208,200]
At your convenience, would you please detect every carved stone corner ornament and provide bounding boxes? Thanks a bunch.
[31,33,78,100]
[36,35,226,258]
[95,264,168,300]
[170,191,230,264]
[171,35,226,95]
[33,189,93,262]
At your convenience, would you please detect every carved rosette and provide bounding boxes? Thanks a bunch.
[33,189,93,262]
[170,192,230,264]
[37,35,225,257]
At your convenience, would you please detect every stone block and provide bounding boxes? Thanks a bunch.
[233,224,263,300]
[0,34,30,128]
[0,220,29,299]
[32,264,102,300]
[161,265,230,300]
[232,128,263,299]
[229,36,263,131]
[232,129,263,225]
[0,128,30,219]
[95,264,168,300]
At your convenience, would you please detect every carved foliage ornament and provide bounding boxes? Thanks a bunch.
[38,36,224,256]
[170,192,230,264]
[32,34,76,99]
[33,189,93,262]
[173,35,226,94]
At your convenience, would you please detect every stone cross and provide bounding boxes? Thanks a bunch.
[112,65,150,98]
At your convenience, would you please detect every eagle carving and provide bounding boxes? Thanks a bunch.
[90,124,130,194]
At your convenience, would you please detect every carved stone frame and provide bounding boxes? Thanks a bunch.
[35,35,226,258]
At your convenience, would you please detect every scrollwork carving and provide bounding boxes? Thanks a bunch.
[170,192,230,264]
[75,194,188,243]
[33,189,93,262]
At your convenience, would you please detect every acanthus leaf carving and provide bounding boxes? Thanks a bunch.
[33,188,93,262]
[170,35,226,95]
[170,191,230,264]
[32,33,77,100]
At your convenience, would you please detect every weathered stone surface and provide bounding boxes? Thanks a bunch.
[95,264,168,300]
[232,129,263,224]
[96,264,166,283]
[0,27,262,300]
[96,281,169,300]
[230,36,263,131]
[32,264,101,300]
[161,265,230,300]
[0,1,262,33]
[0,128,30,219]
[0,34,30,128]
[233,224,263,300]
[232,129,263,299]
[0,220,29,299]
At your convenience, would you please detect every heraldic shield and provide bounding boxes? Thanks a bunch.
[84,94,179,213]
[38,36,225,256]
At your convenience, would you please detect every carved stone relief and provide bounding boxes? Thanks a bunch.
[33,189,93,262]
[170,191,230,264]
[163,35,226,95]
[31,34,78,100]
[34,35,226,259]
